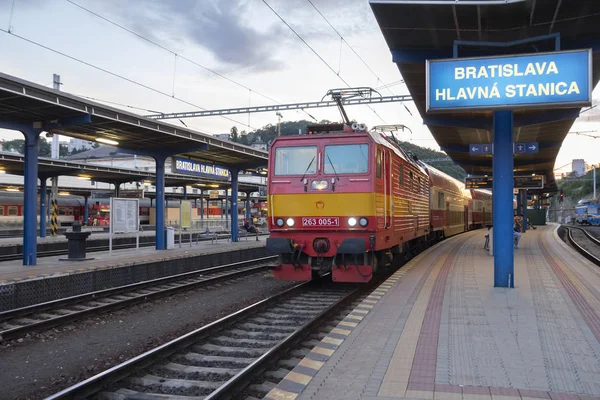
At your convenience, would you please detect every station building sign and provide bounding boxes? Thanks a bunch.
[171,157,230,180]
[426,49,592,112]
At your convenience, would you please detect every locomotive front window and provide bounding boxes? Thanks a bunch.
[274,146,317,176]
[324,144,369,174]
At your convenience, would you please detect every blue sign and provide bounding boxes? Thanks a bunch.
[427,49,591,112]
[470,143,493,155]
[171,157,230,180]
[514,142,539,154]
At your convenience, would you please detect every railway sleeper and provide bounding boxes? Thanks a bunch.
[125,375,222,393]
[224,329,289,340]
[160,362,241,378]
[98,388,202,400]
[236,322,296,333]
[175,353,254,368]
[193,343,271,358]
[210,336,280,347]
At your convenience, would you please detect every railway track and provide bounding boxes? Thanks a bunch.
[0,256,277,342]
[563,226,600,266]
[0,233,268,262]
[44,280,365,400]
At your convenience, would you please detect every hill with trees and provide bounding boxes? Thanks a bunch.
[229,120,466,182]
[557,168,598,201]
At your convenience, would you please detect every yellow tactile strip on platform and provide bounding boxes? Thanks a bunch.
[263,259,421,400]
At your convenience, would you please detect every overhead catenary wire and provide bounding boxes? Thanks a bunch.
[0,27,256,130]
[261,0,386,125]
[305,0,412,117]
[64,0,315,123]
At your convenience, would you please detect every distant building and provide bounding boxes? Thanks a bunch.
[572,159,587,177]
[251,135,268,151]
[214,133,230,141]
[68,138,94,153]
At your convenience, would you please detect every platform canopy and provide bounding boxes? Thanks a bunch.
[0,151,265,193]
[370,0,600,193]
[0,73,268,171]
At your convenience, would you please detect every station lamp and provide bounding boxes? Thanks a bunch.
[96,137,119,146]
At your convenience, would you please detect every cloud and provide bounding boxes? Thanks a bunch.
[97,0,287,72]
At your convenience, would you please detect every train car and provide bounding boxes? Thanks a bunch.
[426,165,471,239]
[469,189,493,229]
[575,199,599,225]
[0,193,83,227]
[267,123,442,283]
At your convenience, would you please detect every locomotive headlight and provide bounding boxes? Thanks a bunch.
[310,180,329,190]
[348,217,357,227]
[359,217,368,227]
[276,218,284,227]
[286,218,295,227]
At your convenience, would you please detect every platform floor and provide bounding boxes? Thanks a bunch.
[266,225,600,400]
[0,236,266,284]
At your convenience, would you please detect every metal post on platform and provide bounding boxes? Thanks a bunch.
[23,129,40,265]
[245,193,251,221]
[492,110,514,288]
[154,155,166,250]
[83,196,89,226]
[40,178,47,238]
[516,190,522,217]
[200,190,204,219]
[225,190,229,229]
[183,185,187,200]
[522,190,528,232]
[231,170,239,242]
[594,166,597,199]
[50,73,61,238]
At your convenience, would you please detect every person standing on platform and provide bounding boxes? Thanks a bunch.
[513,216,522,248]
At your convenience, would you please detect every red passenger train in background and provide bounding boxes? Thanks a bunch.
[266,122,492,283]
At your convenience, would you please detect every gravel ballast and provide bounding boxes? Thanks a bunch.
[0,272,298,400]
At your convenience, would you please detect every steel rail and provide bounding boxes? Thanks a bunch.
[564,226,600,266]
[0,256,277,341]
[43,281,319,399]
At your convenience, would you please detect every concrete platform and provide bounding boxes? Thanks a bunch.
[266,225,600,400]
[0,236,267,284]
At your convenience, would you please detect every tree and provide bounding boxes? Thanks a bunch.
[230,126,239,142]
[2,139,24,154]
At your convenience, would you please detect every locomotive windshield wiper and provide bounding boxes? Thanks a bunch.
[300,156,316,182]
[326,155,340,181]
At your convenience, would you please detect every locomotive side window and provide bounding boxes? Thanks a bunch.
[417,177,421,193]
[59,208,66,216]
[438,192,445,209]
[376,149,382,178]
[8,206,18,216]
[398,164,404,186]
[274,146,317,176]
[324,144,369,174]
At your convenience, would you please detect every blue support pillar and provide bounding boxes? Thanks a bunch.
[231,170,239,242]
[522,190,528,232]
[492,110,514,288]
[245,193,251,221]
[154,155,166,250]
[39,178,47,238]
[200,190,204,219]
[84,196,89,226]
[225,190,229,229]
[22,129,40,265]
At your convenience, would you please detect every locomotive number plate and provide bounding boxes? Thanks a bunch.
[301,217,339,227]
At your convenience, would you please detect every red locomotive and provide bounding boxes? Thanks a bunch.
[266,119,491,283]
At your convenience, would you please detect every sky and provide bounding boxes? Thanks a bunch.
[0,0,598,177]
